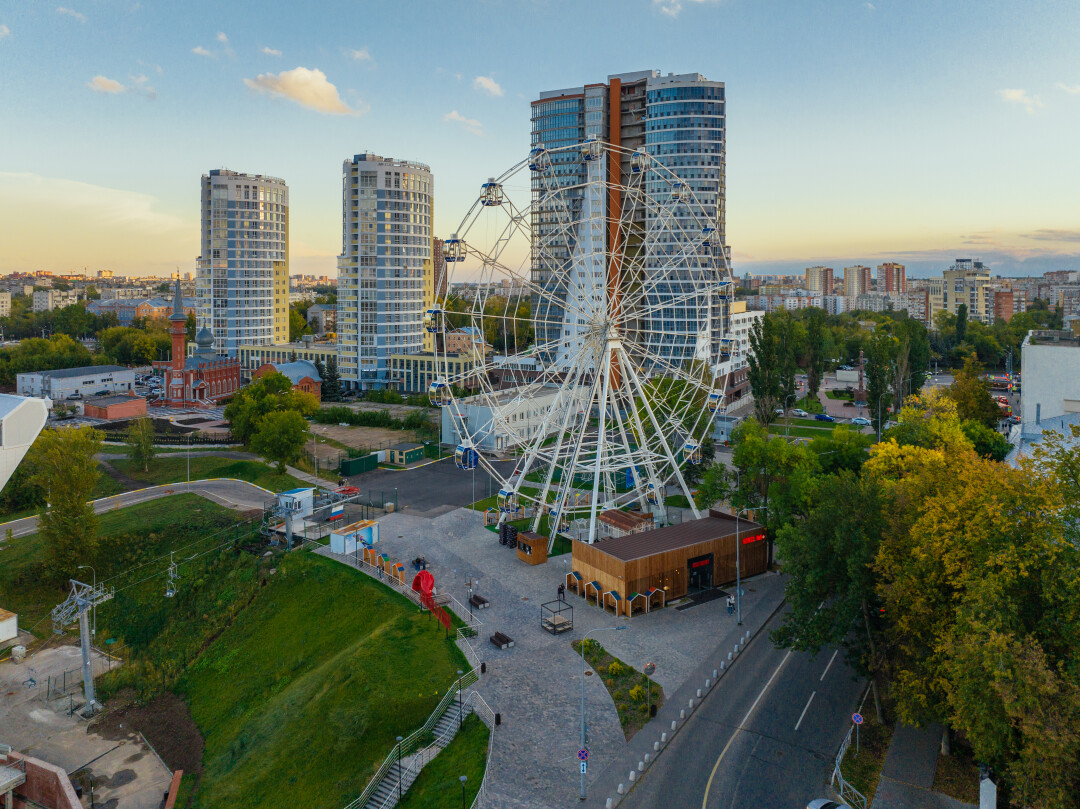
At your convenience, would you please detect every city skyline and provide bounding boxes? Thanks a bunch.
[2,0,1080,278]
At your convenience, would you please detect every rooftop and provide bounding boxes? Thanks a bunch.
[86,394,143,406]
[598,509,654,532]
[581,509,764,562]
[34,365,128,379]
[390,442,423,451]
[1024,329,1080,348]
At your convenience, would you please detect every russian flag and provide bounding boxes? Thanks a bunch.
[329,503,344,521]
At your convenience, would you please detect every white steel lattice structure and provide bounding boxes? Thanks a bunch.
[432,141,734,546]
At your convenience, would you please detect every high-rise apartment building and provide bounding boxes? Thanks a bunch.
[531,70,728,368]
[877,262,906,293]
[337,153,433,390]
[925,259,994,325]
[805,266,834,294]
[195,170,289,353]
[843,265,872,298]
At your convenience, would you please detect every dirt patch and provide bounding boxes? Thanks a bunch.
[310,422,423,453]
[92,689,204,776]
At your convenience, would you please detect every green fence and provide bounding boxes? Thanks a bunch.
[340,453,378,476]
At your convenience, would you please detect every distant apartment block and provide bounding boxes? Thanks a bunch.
[925,259,994,325]
[843,265,872,298]
[32,288,79,312]
[0,291,10,318]
[878,262,906,293]
[804,265,834,294]
[336,153,433,391]
[195,169,290,353]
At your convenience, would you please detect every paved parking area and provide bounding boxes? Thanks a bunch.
[323,506,785,809]
[344,457,517,517]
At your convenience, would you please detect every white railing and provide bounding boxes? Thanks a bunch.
[468,693,497,809]
[830,683,871,809]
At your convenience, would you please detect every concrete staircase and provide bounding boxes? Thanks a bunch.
[364,703,475,809]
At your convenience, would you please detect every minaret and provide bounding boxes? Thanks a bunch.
[169,278,187,372]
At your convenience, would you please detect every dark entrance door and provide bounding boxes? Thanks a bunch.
[687,553,714,591]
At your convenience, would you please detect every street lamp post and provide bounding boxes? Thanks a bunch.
[580,626,627,801]
[459,775,468,809]
[77,565,96,638]
[784,393,796,439]
[733,470,742,626]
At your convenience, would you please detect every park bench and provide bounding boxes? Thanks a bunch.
[469,594,490,610]
[489,631,514,650]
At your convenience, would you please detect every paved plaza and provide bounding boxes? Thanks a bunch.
[322,506,786,809]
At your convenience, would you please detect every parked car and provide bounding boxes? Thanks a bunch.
[814,413,835,422]
[851,417,871,426]
[775,407,786,415]
[791,408,809,417]
[807,801,851,809]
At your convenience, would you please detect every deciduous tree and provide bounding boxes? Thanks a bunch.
[125,416,157,472]
[251,410,309,473]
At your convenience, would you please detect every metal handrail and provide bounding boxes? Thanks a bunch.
[468,693,497,809]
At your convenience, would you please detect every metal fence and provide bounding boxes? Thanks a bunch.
[830,683,871,809]
[99,431,235,446]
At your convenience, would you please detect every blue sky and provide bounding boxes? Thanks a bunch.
[1,0,1079,278]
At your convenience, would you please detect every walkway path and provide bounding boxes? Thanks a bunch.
[0,478,274,541]
[869,723,976,809]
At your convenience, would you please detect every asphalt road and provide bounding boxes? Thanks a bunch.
[344,456,518,516]
[621,607,865,809]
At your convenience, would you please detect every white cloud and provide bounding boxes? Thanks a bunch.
[128,73,157,99]
[0,24,9,41]
[244,66,363,115]
[865,2,876,9]
[443,109,483,136]
[653,0,721,18]
[261,46,282,57]
[191,45,213,57]
[137,58,163,75]
[216,31,228,44]
[473,75,503,97]
[1056,82,1080,94]
[998,88,1043,113]
[87,75,125,94]
[57,6,87,22]
[346,47,374,64]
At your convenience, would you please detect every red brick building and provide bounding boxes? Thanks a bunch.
[83,393,147,420]
[254,359,322,400]
[152,279,241,408]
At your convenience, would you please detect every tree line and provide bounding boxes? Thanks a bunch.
[695,379,1078,805]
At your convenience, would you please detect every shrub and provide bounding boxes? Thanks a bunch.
[628,685,644,702]
[607,660,624,677]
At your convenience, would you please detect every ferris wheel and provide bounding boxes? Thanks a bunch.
[428,139,735,546]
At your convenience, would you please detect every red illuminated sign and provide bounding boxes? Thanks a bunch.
[741,533,764,545]
[690,558,710,569]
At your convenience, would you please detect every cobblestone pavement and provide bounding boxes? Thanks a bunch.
[362,507,786,809]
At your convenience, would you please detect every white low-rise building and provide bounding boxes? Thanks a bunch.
[441,386,563,453]
[17,365,136,401]
[0,394,49,494]
[1020,330,1080,425]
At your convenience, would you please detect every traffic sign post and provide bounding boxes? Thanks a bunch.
[580,761,587,774]
[852,713,863,755]
[643,662,657,720]
[578,749,589,761]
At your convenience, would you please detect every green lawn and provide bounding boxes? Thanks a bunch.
[179,551,469,809]
[827,389,855,401]
[795,395,823,413]
[664,494,693,509]
[0,495,246,634]
[111,456,307,492]
[396,713,489,809]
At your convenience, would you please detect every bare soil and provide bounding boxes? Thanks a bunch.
[92,689,204,776]
[309,422,423,453]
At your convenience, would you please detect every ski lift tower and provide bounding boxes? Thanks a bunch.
[51,579,113,716]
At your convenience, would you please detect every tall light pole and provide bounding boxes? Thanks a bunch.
[76,565,96,638]
[459,775,468,809]
[580,625,627,801]
[784,393,796,439]
[732,469,742,626]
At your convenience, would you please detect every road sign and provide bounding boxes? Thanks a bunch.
[578,749,589,761]
[643,662,656,676]
[852,713,864,725]
[580,761,587,774]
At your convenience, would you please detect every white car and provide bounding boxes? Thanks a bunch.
[807,801,852,809]
[851,417,871,426]
[775,407,785,415]
[791,408,809,417]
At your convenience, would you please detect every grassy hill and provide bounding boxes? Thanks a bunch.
[179,551,468,809]
[110,455,307,492]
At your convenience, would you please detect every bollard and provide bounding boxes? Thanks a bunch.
[638,761,645,772]
[713,668,718,679]
[618,784,625,795]
[680,709,686,719]
[688,698,695,709]
[705,678,711,688]
[654,740,659,752]
[644,753,651,764]
[661,732,668,743]
[720,661,725,671]
[671,720,677,731]
[734,644,739,655]
[727,652,732,663]
[607,799,614,809]
[629,770,637,783]
[696,688,702,698]
[746,629,751,641]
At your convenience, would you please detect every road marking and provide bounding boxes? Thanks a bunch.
[794,690,816,732]
[820,649,838,681]
[701,649,792,809]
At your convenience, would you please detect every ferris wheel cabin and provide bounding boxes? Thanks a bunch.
[497,488,518,513]
[701,226,715,248]
[630,151,648,173]
[684,441,702,465]
[424,307,445,334]
[528,146,551,172]
[671,181,690,203]
[455,444,479,470]
[707,391,724,413]
[582,137,603,162]
[444,236,466,263]
[719,338,734,361]
[646,483,666,505]
[481,178,504,206]
[428,380,450,407]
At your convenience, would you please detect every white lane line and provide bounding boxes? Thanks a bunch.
[794,690,816,732]
[701,649,793,809]
[820,649,839,682]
